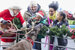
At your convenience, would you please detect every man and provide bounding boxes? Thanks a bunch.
[0,6,26,28]
[0,6,26,48]
[23,1,47,21]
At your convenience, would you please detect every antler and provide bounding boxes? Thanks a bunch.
[25,21,35,35]
[7,20,18,30]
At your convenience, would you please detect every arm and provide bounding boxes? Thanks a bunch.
[23,11,32,21]
[0,9,8,17]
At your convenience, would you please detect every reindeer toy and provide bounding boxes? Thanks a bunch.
[0,20,17,49]
[4,21,34,50]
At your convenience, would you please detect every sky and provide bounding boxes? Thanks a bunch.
[0,0,75,15]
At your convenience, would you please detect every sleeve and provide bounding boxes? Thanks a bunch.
[0,9,7,17]
[17,12,25,24]
[23,11,32,21]
[52,20,57,27]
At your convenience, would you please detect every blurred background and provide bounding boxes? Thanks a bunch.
[0,0,75,15]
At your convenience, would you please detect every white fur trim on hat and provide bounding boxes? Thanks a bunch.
[36,13,43,18]
[10,6,21,10]
[8,9,19,16]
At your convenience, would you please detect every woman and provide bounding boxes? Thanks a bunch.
[47,1,59,27]
[23,1,47,21]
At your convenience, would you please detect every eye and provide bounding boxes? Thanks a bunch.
[49,10,53,13]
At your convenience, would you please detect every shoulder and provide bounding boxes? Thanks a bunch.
[1,9,9,13]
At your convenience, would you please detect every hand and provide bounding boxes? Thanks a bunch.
[49,24,53,27]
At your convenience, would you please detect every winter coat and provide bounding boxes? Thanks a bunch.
[23,4,47,21]
[0,9,25,25]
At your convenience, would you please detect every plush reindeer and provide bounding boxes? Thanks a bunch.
[4,21,34,50]
[0,20,16,37]
[4,39,32,50]
[4,20,44,50]
[4,13,45,50]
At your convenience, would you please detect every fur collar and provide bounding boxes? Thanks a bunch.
[8,9,19,17]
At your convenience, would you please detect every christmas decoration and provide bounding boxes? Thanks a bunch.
[39,25,72,38]
[71,30,75,39]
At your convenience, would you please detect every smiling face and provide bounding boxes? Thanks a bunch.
[30,6,37,13]
[33,15,42,21]
[13,9,20,15]
[57,12,63,21]
[49,8,55,16]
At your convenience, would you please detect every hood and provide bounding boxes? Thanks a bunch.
[27,4,41,15]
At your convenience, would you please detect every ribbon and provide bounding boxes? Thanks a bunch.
[44,36,49,47]
[47,17,50,25]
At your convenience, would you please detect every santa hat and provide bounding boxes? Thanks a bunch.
[10,6,21,10]
[36,11,44,18]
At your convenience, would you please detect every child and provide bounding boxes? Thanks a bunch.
[26,10,47,50]
[51,11,68,50]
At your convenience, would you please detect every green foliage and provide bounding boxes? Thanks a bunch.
[39,25,72,38]
[39,26,49,37]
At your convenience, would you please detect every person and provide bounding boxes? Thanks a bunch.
[26,11,47,50]
[47,1,59,27]
[51,11,68,50]
[0,6,26,28]
[23,1,47,21]
[53,11,68,27]
[0,6,26,48]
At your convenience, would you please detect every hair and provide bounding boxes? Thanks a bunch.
[49,1,59,11]
[59,11,66,21]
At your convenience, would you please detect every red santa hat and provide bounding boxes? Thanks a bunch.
[36,11,44,18]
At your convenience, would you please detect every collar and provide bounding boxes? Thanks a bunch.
[8,9,19,17]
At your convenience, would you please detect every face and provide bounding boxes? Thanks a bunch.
[33,15,42,21]
[57,13,63,20]
[30,6,37,13]
[13,9,20,15]
[49,8,55,16]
